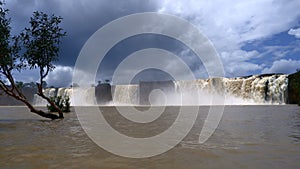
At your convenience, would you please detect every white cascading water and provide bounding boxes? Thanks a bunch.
[224,74,288,104]
[71,87,97,106]
[33,74,288,106]
[57,88,72,99]
[112,85,139,105]
[173,74,288,105]
[33,87,96,106]
[33,88,57,106]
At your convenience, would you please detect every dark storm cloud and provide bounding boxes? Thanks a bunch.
[6,0,161,66]
[5,0,208,86]
[96,34,207,83]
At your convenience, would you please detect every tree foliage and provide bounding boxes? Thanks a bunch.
[0,1,22,81]
[21,11,66,79]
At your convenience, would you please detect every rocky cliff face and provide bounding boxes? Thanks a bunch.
[96,84,113,104]
[288,71,300,105]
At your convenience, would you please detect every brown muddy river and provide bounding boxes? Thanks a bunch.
[0,105,299,169]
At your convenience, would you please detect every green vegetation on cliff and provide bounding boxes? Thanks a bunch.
[288,71,300,105]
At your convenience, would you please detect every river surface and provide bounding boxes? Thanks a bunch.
[0,105,299,169]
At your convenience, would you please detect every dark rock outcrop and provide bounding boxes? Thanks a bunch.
[288,71,300,105]
[95,83,113,104]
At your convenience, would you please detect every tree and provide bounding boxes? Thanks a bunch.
[42,80,47,88]
[15,81,24,89]
[0,2,66,119]
[24,82,37,89]
[21,11,67,118]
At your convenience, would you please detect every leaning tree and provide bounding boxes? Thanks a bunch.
[0,2,66,119]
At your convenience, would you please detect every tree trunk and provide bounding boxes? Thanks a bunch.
[23,99,63,120]
[0,84,63,120]
[37,84,64,118]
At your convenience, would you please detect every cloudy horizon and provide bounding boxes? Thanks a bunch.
[5,0,300,87]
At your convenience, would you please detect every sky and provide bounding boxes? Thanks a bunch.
[4,0,300,87]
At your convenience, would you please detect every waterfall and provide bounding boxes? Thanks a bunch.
[72,87,96,106]
[225,74,288,104]
[224,74,288,104]
[33,88,57,106]
[171,74,288,105]
[32,74,289,106]
[112,85,139,105]
[33,87,73,106]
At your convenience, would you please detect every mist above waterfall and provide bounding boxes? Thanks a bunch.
[145,89,259,106]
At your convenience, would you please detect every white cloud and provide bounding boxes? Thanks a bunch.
[227,61,263,76]
[12,65,74,87]
[158,0,300,76]
[159,0,300,49]
[262,59,300,74]
[288,28,300,38]
[45,65,73,87]
[220,50,263,76]
[221,50,260,62]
